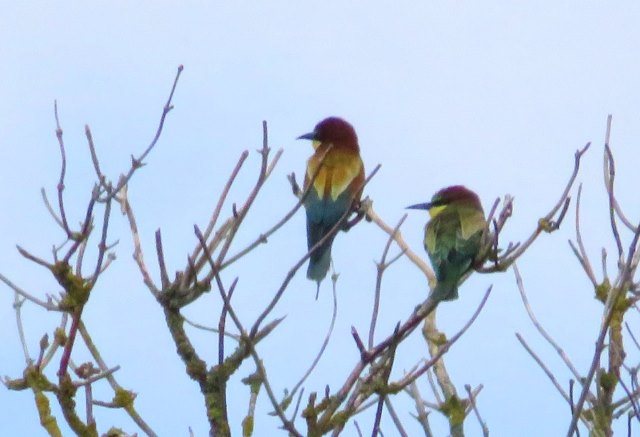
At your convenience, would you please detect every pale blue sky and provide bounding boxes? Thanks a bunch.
[2,2,640,436]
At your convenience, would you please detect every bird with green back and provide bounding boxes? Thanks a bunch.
[407,185,486,302]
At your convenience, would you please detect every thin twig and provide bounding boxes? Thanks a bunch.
[107,65,184,202]
[218,149,309,271]
[181,315,240,340]
[207,122,282,281]
[194,227,246,338]
[369,215,407,348]
[290,388,305,423]
[287,276,339,401]
[54,100,71,235]
[155,230,170,290]
[315,292,440,431]
[41,313,68,369]
[569,184,598,287]
[371,328,400,437]
[516,333,572,404]
[565,308,616,436]
[90,196,112,284]
[355,421,364,437]
[120,182,159,296]
[366,204,435,284]
[465,384,489,436]
[513,264,591,395]
[184,150,249,286]
[423,309,459,433]
[85,125,106,188]
[426,367,442,406]
[218,278,238,366]
[77,321,157,436]
[602,115,636,233]
[407,381,433,436]
[73,366,121,388]
[388,287,491,390]
[0,273,58,310]
[196,225,301,433]
[383,397,408,437]
[603,136,624,261]
[13,293,31,365]
[626,323,640,351]
[483,143,590,271]
[61,193,96,264]
[41,187,65,229]
[16,245,53,269]
[617,373,640,422]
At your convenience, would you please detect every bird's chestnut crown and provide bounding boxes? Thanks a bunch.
[298,117,359,151]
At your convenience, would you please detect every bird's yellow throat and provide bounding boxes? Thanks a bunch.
[428,204,447,218]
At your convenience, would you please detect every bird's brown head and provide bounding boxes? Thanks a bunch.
[298,117,359,151]
[431,185,481,208]
[406,185,482,217]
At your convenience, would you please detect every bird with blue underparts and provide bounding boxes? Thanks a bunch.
[407,185,487,302]
[298,117,365,295]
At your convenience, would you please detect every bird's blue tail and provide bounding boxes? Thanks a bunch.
[307,239,333,283]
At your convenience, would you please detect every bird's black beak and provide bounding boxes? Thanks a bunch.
[406,202,432,210]
[297,132,316,140]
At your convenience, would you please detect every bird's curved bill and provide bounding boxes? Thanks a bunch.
[297,132,315,140]
[406,202,432,210]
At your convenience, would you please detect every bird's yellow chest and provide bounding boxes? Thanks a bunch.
[306,147,362,201]
[425,204,485,251]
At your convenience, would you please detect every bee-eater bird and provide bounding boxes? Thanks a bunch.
[298,117,365,290]
[407,185,486,302]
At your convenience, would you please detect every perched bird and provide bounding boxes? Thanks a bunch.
[407,185,486,302]
[298,117,365,290]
